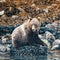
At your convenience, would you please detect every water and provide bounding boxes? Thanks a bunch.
[0,50,60,60]
[0,52,60,60]
[0,45,59,60]
[0,52,47,60]
[0,46,48,60]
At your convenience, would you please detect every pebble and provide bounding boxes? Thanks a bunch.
[0,10,4,16]
[43,9,49,13]
[0,0,6,2]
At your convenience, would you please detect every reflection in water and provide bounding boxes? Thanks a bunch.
[0,52,47,60]
[0,46,60,60]
[0,45,47,60]
[11,55,47,60]
[0,52,60,60]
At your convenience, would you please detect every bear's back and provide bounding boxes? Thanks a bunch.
[12,24,28,43]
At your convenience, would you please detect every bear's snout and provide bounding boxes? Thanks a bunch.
[31,25,38,32]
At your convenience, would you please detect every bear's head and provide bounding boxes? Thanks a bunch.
[26,18,41,33]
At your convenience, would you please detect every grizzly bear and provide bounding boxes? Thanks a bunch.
[12,18,46,48]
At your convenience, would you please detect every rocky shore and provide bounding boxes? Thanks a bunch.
[0,0,60,26]
[0,0,60,58]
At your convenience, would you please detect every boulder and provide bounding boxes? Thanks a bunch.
[2,34,12,44]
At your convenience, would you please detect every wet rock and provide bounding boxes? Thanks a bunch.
[41,22,47,27]
[0,39,2,44]
[39,27,57,35]
[0,26,15,35]
[51,44,60,51]
[2,34,11,44]
[38,35,50,48]
[45,31,55,40]
[0,44,12,52]
[55,33,60,39]
[45,21,60,31]
[41,22,51,27]
[44,31,56,48]
[0,45,7,52]
[45,24,55,29]
[6,44,12,53]
[53,39,60,46]
[38,34,45,39]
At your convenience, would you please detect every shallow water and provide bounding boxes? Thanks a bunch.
[0,45,59,60]
[0,45,45,60]
[0,53,47,60]
[0,52,60,60]
[0,44,59,60]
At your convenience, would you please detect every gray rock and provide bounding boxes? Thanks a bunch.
[53,39,60,46]
[2,34,12,44]
[0,44,12,53]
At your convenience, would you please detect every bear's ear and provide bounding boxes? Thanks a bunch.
[28,17,32,21]
[27,15,32,21]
